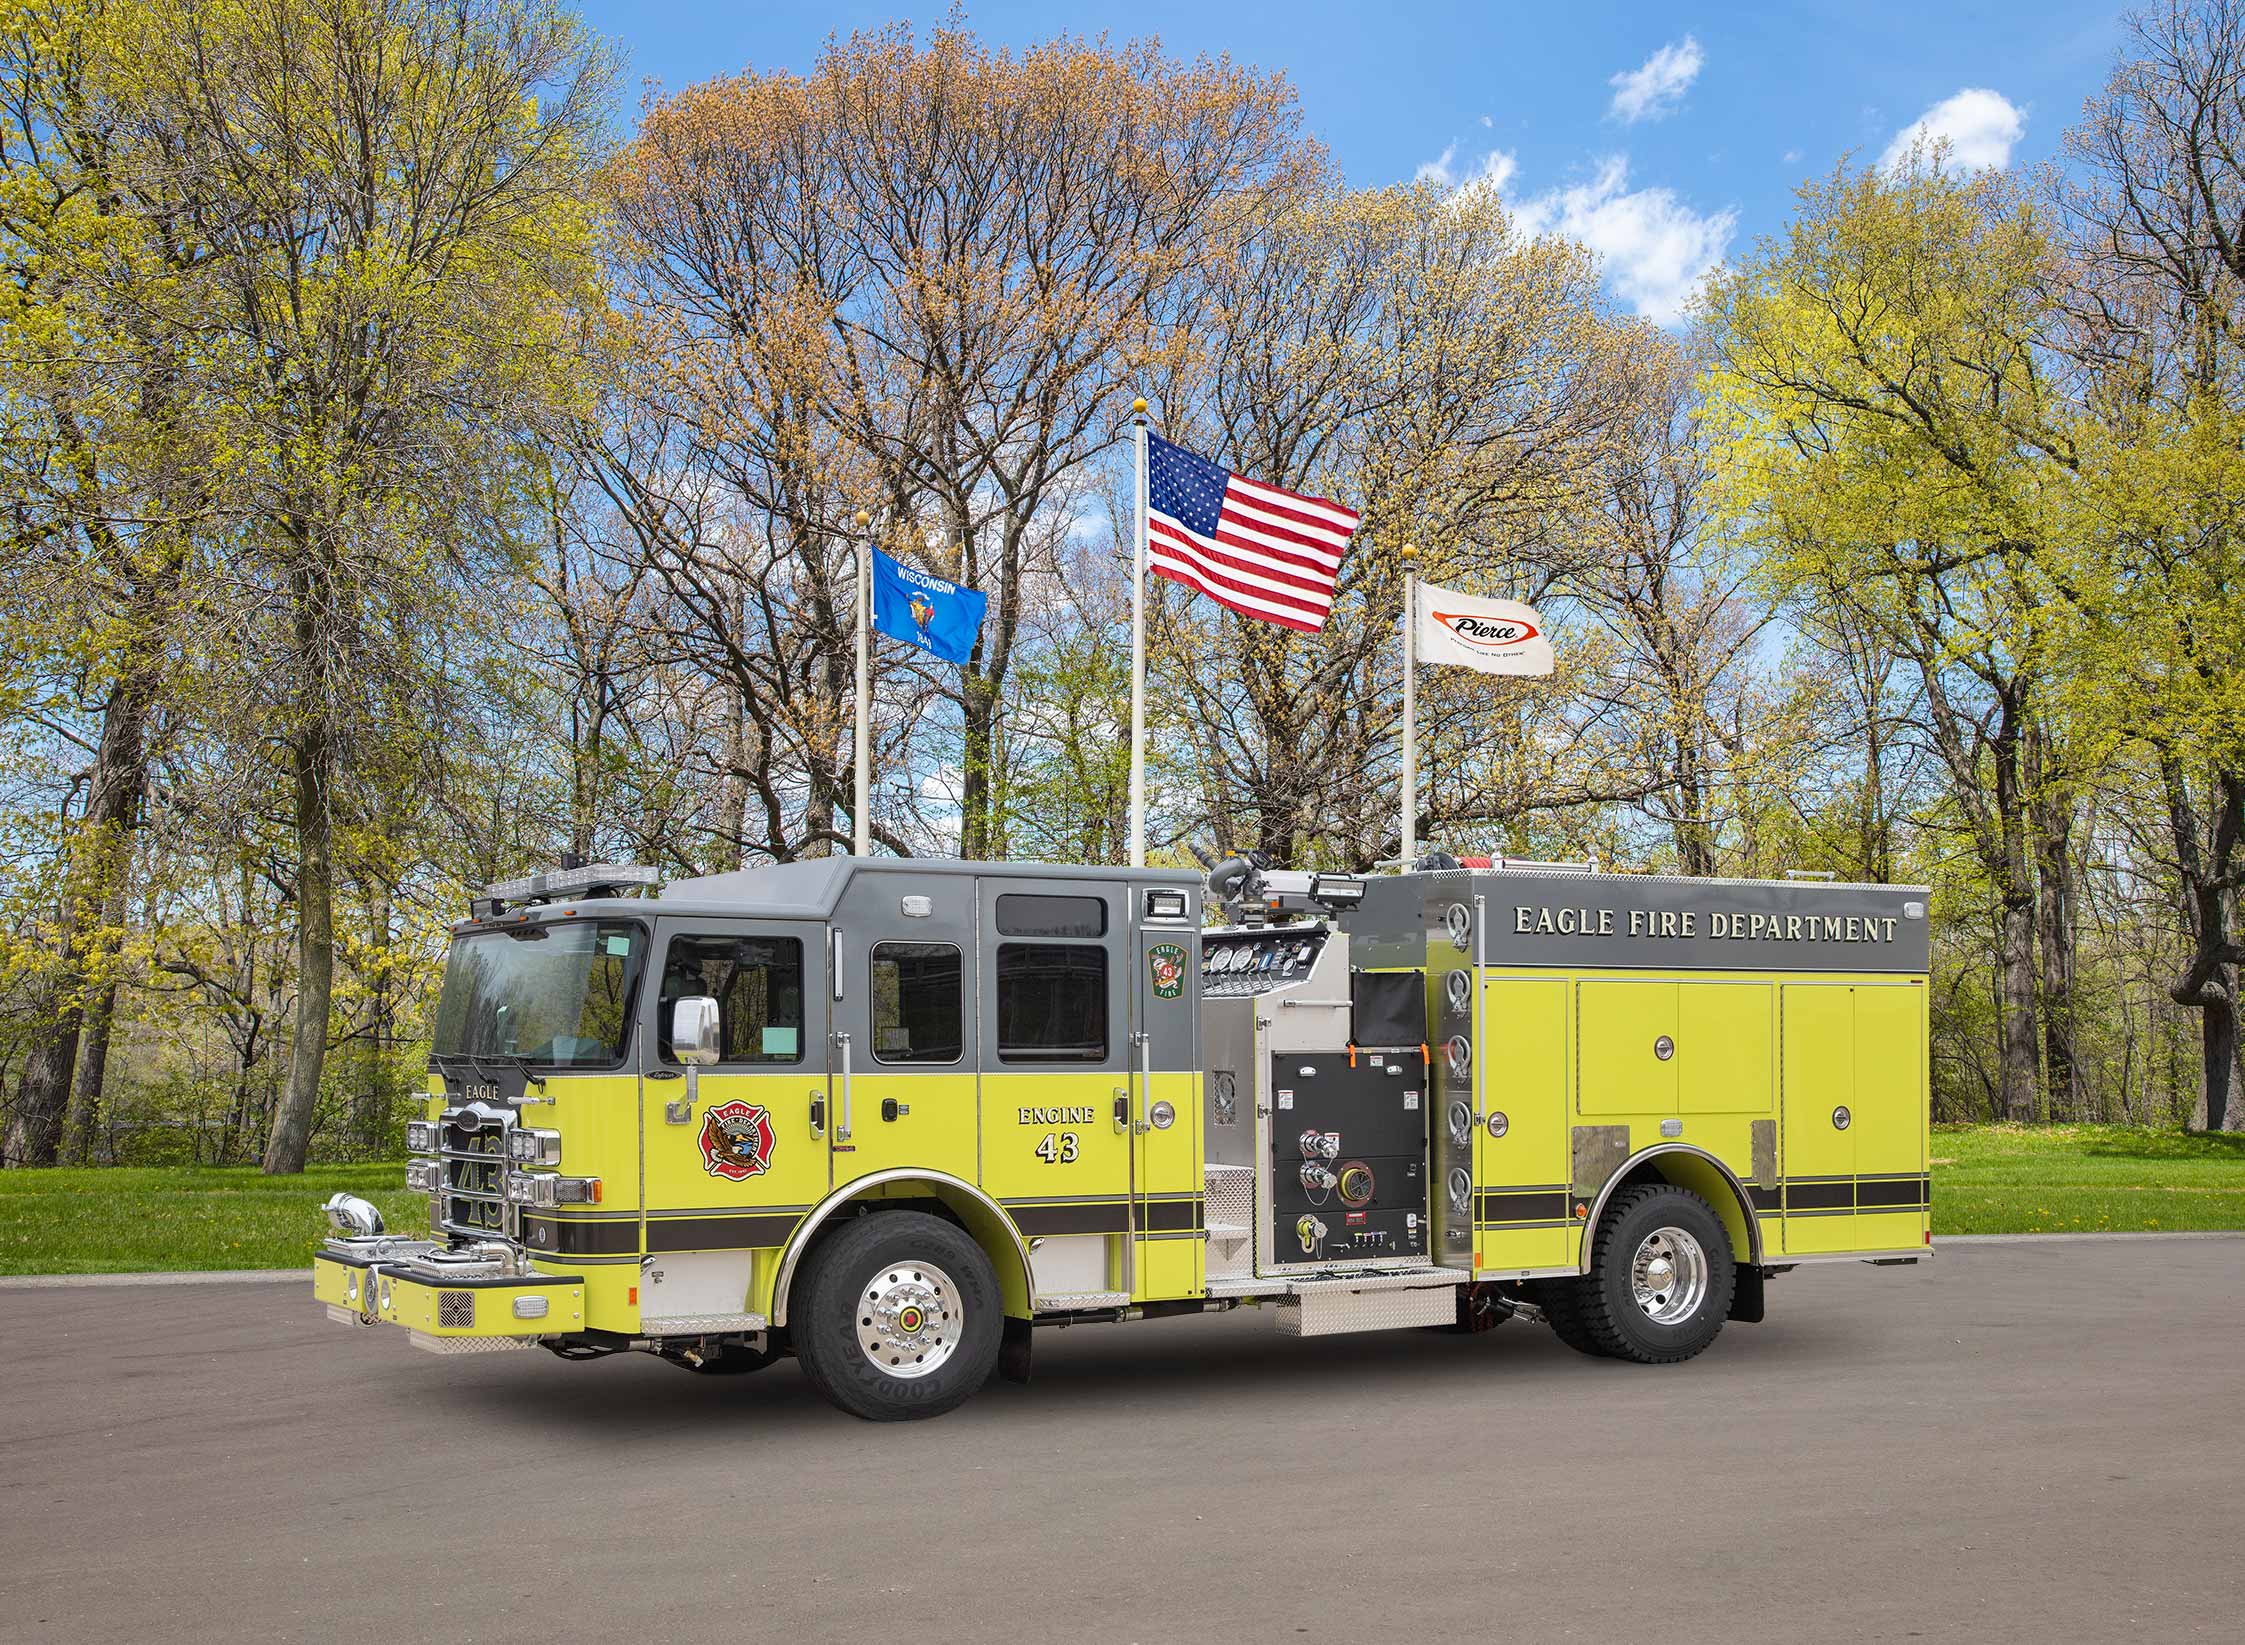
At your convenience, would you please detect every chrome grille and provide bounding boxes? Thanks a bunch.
[438,1106,518,1241]
[437,1291,476,1328]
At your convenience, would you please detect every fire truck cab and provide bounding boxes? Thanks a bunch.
[314,853,1932,1420]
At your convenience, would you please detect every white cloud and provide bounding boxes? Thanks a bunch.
[1880,88,2024,174]
[1608,36,1703,124]
[1479,113,1493,128]
[1782,148,1802,164]
[1416,143,1517,195]
[1415,142,1459,186]
[1514,156,1736,325]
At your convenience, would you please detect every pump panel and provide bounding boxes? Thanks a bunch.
[1266,1050,1429,1266]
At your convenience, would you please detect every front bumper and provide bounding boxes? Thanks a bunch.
[315,1243,584,1355]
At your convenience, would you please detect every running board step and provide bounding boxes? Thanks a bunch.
[638,1312,768,1337]
[1206,1267,1458,1300]
[1035,1290,1131,1313]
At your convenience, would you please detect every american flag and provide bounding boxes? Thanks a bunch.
[1145,432,1359,633]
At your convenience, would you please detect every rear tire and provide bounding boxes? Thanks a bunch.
[1547,1184,1735,1365]
[792,1210,1002,1421]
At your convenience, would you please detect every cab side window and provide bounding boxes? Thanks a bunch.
[658,935,804,1064]
[996,944,1107,1062]
[871,942,962,1064]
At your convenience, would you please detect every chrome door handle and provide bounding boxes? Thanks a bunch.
[809,1090,826,1140]
[1132,1030,1152,1134]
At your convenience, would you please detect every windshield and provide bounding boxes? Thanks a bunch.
[431,920,643,1068]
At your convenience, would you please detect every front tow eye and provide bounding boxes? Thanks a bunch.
[881,1098,909,1122]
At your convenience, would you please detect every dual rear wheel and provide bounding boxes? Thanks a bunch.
[1538,1183,1736,1363]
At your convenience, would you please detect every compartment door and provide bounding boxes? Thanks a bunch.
[1577,979,1678,1116]
[1779,983,1856,1254]
[1677,982,1773,1115]
[1476,975,1573,1273]
[1851,983,1930,1242]
[1132,918,1203,1302]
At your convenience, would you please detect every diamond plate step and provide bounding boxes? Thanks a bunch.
[1035,1290,1131,1312]
[1204,1266,1459,1301]
[638,1311,769,1337]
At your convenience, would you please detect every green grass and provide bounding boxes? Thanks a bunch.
[1931,1123,2245,1235]
[1,1126,2239,1273]
[0,1164,427,1275]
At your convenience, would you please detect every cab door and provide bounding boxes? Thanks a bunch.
[975,878,1134,1302]
[641,918,829,1299]
[829,872,980,1188]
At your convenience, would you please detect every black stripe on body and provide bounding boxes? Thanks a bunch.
[645,1213,804,1251]
[1476,1190,1571,1222]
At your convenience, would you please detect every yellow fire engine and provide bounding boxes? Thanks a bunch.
[313,852,1931,1419]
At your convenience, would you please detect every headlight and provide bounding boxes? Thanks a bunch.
[505,1174,600,1208]
[405,1120,439,1154]
[404,1160,441,1193]
[507,1128,562,1167]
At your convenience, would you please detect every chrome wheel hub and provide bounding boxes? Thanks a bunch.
[1629,1226,1709,1325]
[855,1260,962,1379]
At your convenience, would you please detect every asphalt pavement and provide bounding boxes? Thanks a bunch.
[2,1236,2240,1643]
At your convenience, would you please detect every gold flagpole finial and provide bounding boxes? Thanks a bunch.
[1402,541,1418,561]
[1131,397,1148,416]
[854,510,870,528]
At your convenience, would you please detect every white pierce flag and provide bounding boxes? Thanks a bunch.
[1414,581,1554,676]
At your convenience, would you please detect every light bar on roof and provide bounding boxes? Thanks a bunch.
[481,862,659,907]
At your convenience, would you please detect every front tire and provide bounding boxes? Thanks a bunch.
[1550,1184,1735,1364]
[792,1210,1002,1421]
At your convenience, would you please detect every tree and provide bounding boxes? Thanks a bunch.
[1150,178,1642,868]
[0,0,209,1164]
[102,0,615,1170]
[1702,161,2075,1122]
[2058,0,2245,1129]
[602,26,1311,862]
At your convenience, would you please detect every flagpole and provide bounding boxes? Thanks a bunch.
[1129,397,1149,869]
[1401,541,1418,866]
[853,508,871,857]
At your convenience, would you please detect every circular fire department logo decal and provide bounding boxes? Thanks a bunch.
[698,1100,777,1181]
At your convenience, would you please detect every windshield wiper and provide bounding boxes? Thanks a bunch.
[437,1051,547,1094]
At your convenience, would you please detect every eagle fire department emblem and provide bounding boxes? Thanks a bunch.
[1148,942,1187,1000]
[698,1100,777,1181]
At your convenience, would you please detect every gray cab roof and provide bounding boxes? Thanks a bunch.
[657,857,1200,921]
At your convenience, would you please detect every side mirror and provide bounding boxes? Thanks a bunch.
[672,996,722,1066]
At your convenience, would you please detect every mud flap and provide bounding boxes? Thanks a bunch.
[1729,1263,1767,1323]
[998,1314,1034,1384]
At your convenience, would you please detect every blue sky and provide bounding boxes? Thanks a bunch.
[579,1,2127,323]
